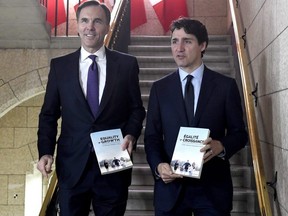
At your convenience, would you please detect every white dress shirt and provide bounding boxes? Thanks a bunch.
[79,45,107,103]
[179,63,204,114]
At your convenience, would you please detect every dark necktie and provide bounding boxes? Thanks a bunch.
[87,55,99,118]
[184,75,194,126]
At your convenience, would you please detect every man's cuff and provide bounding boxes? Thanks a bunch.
[217,148,226,159]
[154,167,161,179]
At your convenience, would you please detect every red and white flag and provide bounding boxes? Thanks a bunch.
[73,0,87,12]
[72,0,147,29]
[47,0,67,28]
[73,0,113,12]
[149,0,188,32]
[131,0,147,30]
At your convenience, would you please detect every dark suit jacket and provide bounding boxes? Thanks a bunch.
[144,66,248,212]
[38,48,146,189]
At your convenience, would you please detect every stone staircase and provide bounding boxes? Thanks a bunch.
[124,35,260,216]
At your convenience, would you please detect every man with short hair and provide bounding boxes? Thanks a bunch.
[37,1,145,215]
[144,17,248,215]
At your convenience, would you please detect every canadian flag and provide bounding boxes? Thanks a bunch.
[131,0,147,30]
[73,0,146,29]
[47,0,67,28]
[73,0,88,12]
[46,0,109,28]
[73,0,113,12]
[149,0,188,32]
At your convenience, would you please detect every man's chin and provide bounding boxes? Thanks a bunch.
[176,62,187,68]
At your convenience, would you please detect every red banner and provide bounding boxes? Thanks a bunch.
[150,0,188,32]
[131,0,147,30]
[47,0,66,28]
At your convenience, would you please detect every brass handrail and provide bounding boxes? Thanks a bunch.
[228,0,272,215]
[38,1,126,215]
[38,171,58,216]
[104,0,127,48]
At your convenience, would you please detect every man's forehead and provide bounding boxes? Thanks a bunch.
[171,30,195,40]
[79,5,103,16]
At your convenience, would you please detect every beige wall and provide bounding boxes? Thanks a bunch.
[0,49,76,118]
[0,94,44,215]
[239,0,288,215]
[0,49,72,215]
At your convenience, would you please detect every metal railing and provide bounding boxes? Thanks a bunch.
[228,0,272,215]
[104,0,130,50]
[39,171,58,216]
[38,1,128,215]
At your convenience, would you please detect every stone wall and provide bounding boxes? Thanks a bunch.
[0,49,72,215]
[0,94,44,215]
[0,49,76,117]
[238,0,288,215]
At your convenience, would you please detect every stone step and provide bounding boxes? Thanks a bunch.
[131,163,255,188]
[124,210,154,216]
[130,35,231,46]
[133,144,252,167]
[129,44,232,56]
[137,55,234,69]
[125,211,259,216]
[139,67,235,81]
[139,68,176,80]
[139,68,235,94]
[139,80,154,94]
[127,186,259,213]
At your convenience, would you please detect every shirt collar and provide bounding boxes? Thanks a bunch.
[179,63,205,81]
[80,45,106,62]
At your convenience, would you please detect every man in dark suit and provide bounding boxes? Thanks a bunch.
[37,1,145,215]
[144,18,248,215]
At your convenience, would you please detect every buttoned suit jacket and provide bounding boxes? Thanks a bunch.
[144,66,248,212]
[38,48,146,189]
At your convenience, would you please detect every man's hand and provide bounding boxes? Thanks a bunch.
[157,163,183,184]
[201,137,224,163]
[37,155,54,178]
[121,134,136,155]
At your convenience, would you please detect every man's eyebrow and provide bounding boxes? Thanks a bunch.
[183,37,194,40]
[171,37,193,41]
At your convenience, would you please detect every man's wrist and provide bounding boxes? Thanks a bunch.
[217,148,226,159]
[155,166,161,179]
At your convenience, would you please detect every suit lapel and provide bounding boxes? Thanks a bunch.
[69,49,95,119]
[97,48,119,116]
[193,67,216,126]
[168,71,189,125]
[70,50,84,101]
